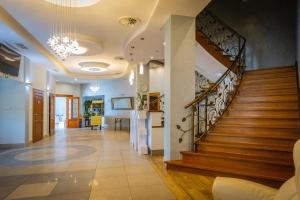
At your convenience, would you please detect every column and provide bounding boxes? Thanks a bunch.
[163,15,196,160]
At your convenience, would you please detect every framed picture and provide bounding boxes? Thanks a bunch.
[148,92,160,111]
[111,97,134,110]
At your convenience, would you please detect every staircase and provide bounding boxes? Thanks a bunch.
[166,66,300,187]
[165,8,300,188]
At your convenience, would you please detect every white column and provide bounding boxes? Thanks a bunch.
[163,15,196,160]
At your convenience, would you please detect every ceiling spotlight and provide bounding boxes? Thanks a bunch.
[163,42,166,46]
[150,56,154,60]
[140,37,145,40]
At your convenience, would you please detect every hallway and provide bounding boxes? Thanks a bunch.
[0,129,175,200]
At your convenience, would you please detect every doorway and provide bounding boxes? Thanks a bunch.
[32,89,44,143]
[55,96,67,129]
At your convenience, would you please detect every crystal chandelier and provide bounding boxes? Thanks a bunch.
[47,0,80,60]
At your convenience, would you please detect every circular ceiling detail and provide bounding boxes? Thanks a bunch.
[45,0,101,7]
[79,62,109,73]
[118,16,141,28]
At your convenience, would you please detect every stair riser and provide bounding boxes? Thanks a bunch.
[198,144,292,158]
[224,110,300,118]
[243,72,296,80]
[234,96,299,103]
[211,127,300,138]
[166,164,284,188]
[242,77,297,86]
[237,89,298,97]
[218,119,300,128]
[230,103,299,110]
[204,135,295,146]
[182,154,294,179]
[239,83,297,90]
[245,67,296,75]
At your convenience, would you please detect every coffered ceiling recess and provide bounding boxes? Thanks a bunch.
[0,0,210,81]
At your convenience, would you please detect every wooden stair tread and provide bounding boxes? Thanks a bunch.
[181,151,293,166]
[208,132,300,140]
[198,141,293,152]
[165,160,290,182]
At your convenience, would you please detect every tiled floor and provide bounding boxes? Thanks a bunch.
[0,129,176,200]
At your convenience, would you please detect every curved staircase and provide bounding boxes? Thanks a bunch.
[165,8,300,188]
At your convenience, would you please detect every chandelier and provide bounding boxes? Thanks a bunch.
[47,0,80,60]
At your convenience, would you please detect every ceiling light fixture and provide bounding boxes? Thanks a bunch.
[47,0,81,60]
[139,62,144,75]
[79,62,109,73]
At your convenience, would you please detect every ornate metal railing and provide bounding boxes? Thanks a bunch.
[177,9,246,150]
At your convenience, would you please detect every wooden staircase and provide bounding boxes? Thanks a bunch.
[166,66,300,187]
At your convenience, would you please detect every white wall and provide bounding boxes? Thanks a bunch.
[55,82,81,96]
[0,79,26,145]
[23,57,55,143]
[149,67,164,94]
[81,75,136,127]
[195,43,227,82]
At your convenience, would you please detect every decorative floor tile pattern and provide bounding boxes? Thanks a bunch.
[6,182,57,199]
[0,128,213,199]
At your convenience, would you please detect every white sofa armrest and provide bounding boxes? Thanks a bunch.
[212,177,277,200]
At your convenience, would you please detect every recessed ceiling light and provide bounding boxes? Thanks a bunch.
[74,78,78,81]
[130,53,133,56]
[140,37,145,40]
[150,56,154,60]
[79,62,109,73]
[163,42,166,46]
[72,46,87,55]
[131,46,135,49]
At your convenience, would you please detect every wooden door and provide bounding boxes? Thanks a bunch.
[49,93,55,136]
[33,89,44,143]
[66,97,80,128]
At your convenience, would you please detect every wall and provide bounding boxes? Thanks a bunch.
[149,67,164,93]
[196,43,227,82]
[0,79,25,146]
[298,0,300,85]
[55,82,81,96]
[23,57,56,143]
[81,75,136,127]
[207,0,297,70]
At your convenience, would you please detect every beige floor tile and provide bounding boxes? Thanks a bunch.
[127,173,163,187]
[95,167,126,178]
[90,188,132,200]
[5,182,57,199]
[97,160,124,168]
[92,176,129,190]
[125,164,155,175]
[130,184,176,200]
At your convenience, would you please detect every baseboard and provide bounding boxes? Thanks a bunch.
[148,148,164,156]
[0,143,25,149]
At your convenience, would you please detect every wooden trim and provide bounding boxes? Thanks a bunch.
[152,125,164,128]
[55,94,73,97]
[32,89,44,143]
[295,62,300,116]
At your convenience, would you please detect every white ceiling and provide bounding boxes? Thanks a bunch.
[0,0,210,82]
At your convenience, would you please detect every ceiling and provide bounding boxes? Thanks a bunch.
[0,0,210,82]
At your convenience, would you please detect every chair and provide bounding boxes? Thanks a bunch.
[90,115,102,130]
[212,139,300,200]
